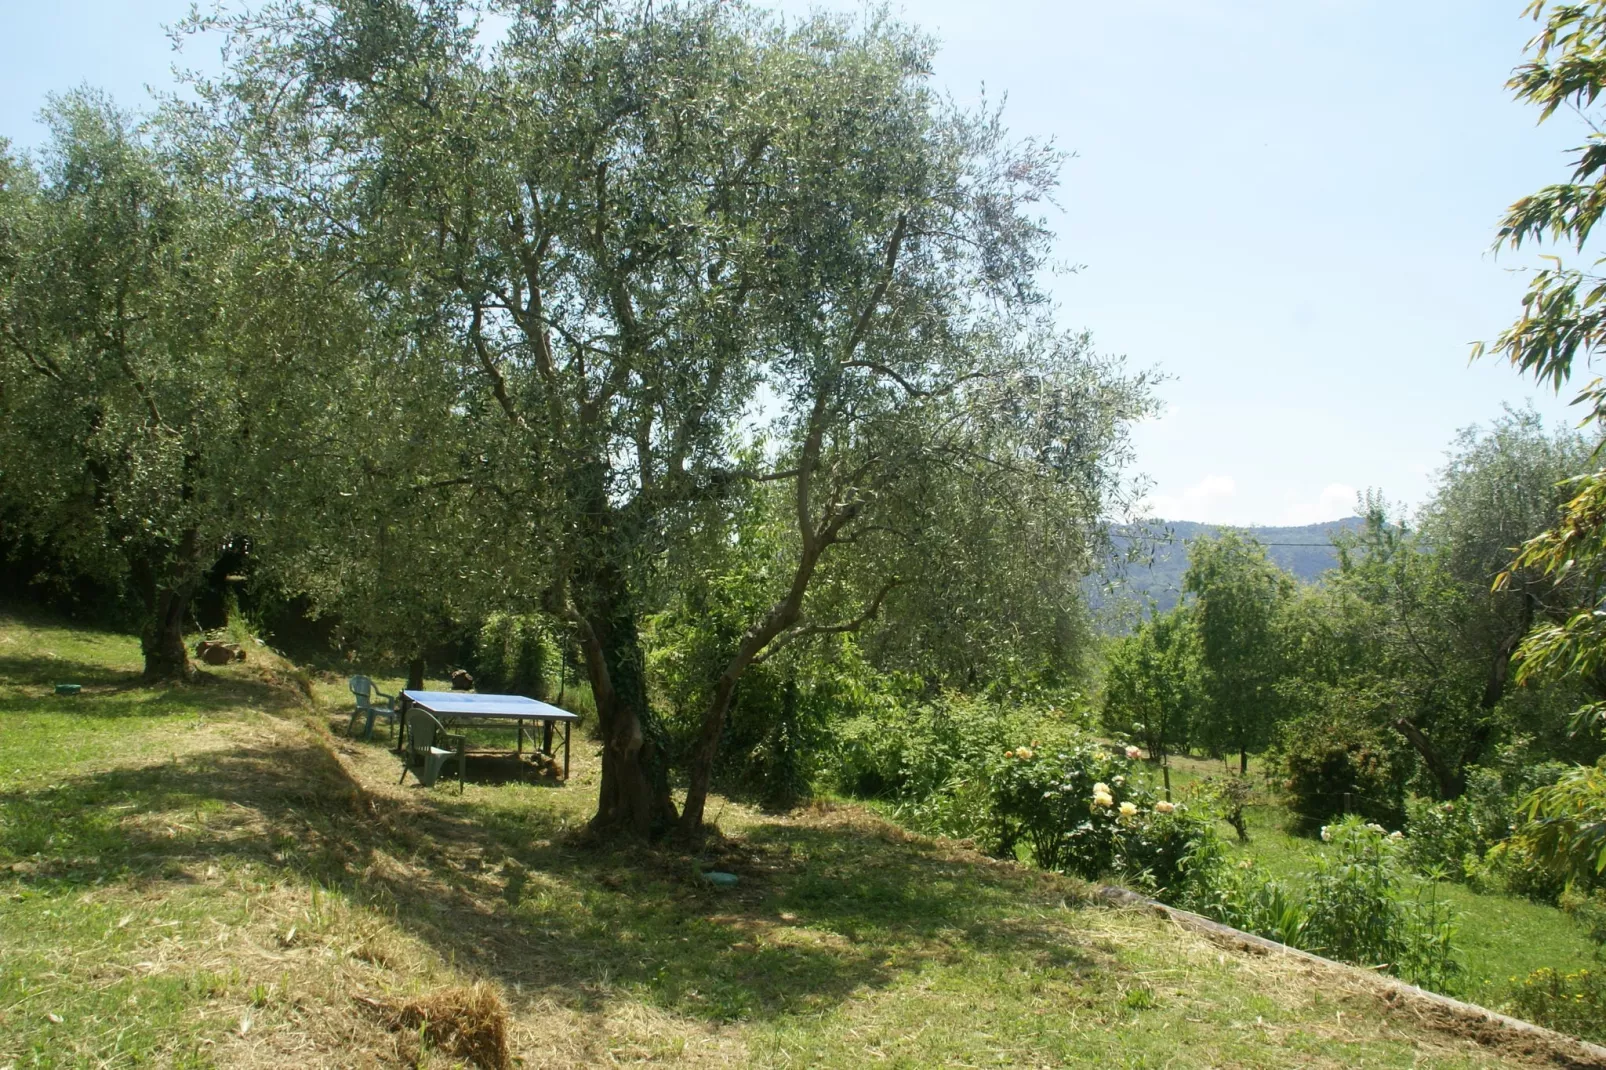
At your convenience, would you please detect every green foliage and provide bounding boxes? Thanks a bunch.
[1271,685,1407,832]
[1509,761,1606,886]
[1473,3,1606,836]
[1507,967,1606,1044]
[1194,818,1461,992]
[1101,603,1201,769]
[1404,792,1508,887]
[1303,819,1461,993]
[1183,532,1293,770]
[1191,773,1254,842]
[1559,885,1606,947]
[834,690,1029,819]
[474,614,556,699]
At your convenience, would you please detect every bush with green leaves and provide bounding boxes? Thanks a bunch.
[1304,818,1460,992]
[988,736,1223,901]
[1191,818,1460,992]
[1506,967,1606,1044]
[1402,767,1519,884]
[1559,886,1606,949]
[473,613,555,699]
[833,690,1044,819]
[1271,690,1407,832]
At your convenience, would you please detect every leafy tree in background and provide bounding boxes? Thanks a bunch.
[1102,603,1201,798]
[1184,531,1293,774]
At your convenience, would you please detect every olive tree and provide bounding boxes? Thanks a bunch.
[0,96,277,677]
[200,0,1147,837]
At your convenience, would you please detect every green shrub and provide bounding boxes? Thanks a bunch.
[1480,834,1571,904]
[1190,773,1253,842]
[1402,768,1516,884]
[1192,818,1460,992]
[1506,967,1606,1043]
[987,735,1223,901]
[1559,886,1606,949]
[1302,818,1460,992]
[834,691,1031,808]
[474,612,555,698]
[1271,700,1406,833]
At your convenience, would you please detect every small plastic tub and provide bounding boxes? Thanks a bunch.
[54,683,82,696]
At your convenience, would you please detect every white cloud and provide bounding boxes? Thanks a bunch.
[1281,483,1359,526]
[1143,474,1237,523]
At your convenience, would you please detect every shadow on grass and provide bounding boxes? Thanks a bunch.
[0,653,139,689]
[0,665,308,721]
[0,731,1110,1027]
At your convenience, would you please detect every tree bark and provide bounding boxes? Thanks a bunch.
[408,657,425,691]
[561,455,677,839]
[141,583,196,680]
[1393,717,1463,799]
[573,562,677,838]
[133,529,203,681]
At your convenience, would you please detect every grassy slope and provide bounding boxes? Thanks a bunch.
[0,615,1588,1069]
[1159,754,1602,1008]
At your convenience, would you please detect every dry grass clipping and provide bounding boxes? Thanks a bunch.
[360,983,511,1069]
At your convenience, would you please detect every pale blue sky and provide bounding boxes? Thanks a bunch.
[1,1,1586,525]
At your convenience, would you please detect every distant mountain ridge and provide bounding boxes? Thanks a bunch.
[1092,516,1366,622]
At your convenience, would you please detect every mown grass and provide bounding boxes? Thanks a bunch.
[0,612,1594,1067]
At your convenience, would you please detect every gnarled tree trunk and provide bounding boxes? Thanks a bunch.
[573,562,677,838]
[564,457,677,839]
[132,528,203,681]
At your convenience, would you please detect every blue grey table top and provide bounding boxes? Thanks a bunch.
[401,690,582,723]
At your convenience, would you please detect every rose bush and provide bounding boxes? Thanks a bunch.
[988,734,1222,900]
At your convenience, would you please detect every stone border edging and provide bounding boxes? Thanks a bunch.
[1095,884,1606,1068]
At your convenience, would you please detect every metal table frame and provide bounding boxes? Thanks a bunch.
[397,690,581,780]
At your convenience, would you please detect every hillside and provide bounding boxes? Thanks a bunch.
[1095,516,1367,619]
[2,613,1601,1068]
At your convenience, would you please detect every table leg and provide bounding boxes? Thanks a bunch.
[517,718,524,758]
[563,722,571,780]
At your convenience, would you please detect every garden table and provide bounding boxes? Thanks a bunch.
[397,690,580,780]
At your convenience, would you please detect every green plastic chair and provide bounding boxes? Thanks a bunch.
[347,675,397,741]
[398,707,466,793]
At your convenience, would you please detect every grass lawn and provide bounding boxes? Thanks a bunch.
[1154,753,1602,1009]
[0,613,1599,1068]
